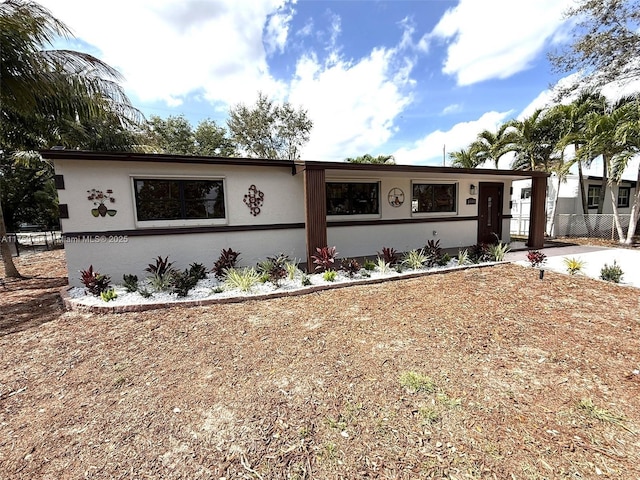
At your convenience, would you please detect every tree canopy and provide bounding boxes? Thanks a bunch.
[550,0,640,89]
[345,154,395,164]
[0,0,143,277]
[226,92,313,160]
[139,115,236,156]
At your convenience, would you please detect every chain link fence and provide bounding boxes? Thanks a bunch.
[511,213,638,241]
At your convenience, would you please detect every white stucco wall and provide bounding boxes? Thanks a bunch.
[56,156,518,285]
[55,158,306,286]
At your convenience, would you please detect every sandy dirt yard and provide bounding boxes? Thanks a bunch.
[1,249,640,479]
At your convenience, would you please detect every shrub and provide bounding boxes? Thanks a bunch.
[257,253,289,286]
[457,249,470,265]
[526,250,547,268]
[424,239,444,267]
[188,262,207,281]
[377,247,399,266]
[489,242,511,262]
[340,258,361,277]
[138,287,152,298]
[469,244,492,264]
[170,269,199,297]
[363,258,376,271]
[80,265,111,296]
[437,252,452,266]
[285,260,300,280]
[100,288,118,302]
[145,256,176,291]
[403,249,427,269]
[224,267,260,292]
[600,261,623,283]
[122,274,138,293]
[322,269,338,282]
[311,246,338,272]
[376,257,391,274]
[301,274,312,286]
[213,248,241,279]
[563,257,586,275]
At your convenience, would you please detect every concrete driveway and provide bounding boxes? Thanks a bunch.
[505,244,640,289]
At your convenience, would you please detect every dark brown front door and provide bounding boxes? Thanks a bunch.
[477,183,503,244]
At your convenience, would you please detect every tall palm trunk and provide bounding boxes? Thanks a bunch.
[576,150,593,235]
[0,201,21,278]
[625,166,640,244]
[609,183,625,242]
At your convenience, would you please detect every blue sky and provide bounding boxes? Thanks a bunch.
[36,0,636,167]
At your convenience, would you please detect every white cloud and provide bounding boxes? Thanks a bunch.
[264,5,295,55]
[38,0,290,107]
[392,111,513,166]
[441,103,462,115]
[291,47,415,160]
[429,0,573,86]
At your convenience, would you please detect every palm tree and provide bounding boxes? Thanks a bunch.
[0,0,142,278]
[551,91,607,223]
[449,146,482,168]
[470,124,515,168]
[578,96,640,242]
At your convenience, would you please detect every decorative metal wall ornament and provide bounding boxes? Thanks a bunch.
[87,188,117,217]
[243,184,264,216]
[387,187,405,207]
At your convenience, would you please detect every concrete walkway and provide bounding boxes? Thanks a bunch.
[505,244,640,289]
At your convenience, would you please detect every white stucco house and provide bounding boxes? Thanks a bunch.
[42,150,549,287]
[511,174,638,237]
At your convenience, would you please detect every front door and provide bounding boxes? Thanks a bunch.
[477,183,503,244]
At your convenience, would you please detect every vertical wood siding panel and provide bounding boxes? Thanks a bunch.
[304,168,327,270]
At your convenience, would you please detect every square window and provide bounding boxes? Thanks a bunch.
[412,183,457,213]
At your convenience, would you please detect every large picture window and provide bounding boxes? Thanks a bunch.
[412,183,457,213]
[326,182,379,215]
[134,179,225,221]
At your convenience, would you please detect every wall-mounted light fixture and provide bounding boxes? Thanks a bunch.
[470,184,477,195]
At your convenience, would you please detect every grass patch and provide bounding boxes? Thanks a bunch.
[399,371,436,394]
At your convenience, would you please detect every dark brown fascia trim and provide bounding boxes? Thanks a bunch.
[40,150,295,169]
[63,222,305,238]
[303,160,550,178]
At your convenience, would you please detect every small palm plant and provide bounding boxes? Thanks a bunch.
[563,257,586,275]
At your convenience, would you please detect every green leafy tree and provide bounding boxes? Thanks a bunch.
[550,0,640,89]
[227,92,313,160]
[345,154,395,164]
[140,115,236,156]
[0,0,142,277]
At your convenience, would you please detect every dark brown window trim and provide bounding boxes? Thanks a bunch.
[62,222,305,239]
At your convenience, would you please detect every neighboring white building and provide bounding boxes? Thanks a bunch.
[511,174,638,237]
[42,150,549,287]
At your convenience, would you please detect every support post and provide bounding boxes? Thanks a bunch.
[303,166,327,271]
[527,175,547,249]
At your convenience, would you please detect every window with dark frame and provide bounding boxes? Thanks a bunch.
[617,186,631,208]
[587,185,600,209]
[326,182,379,215]
[412,183,457,213]
[520,187,532,199]
[134,179,225,221]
